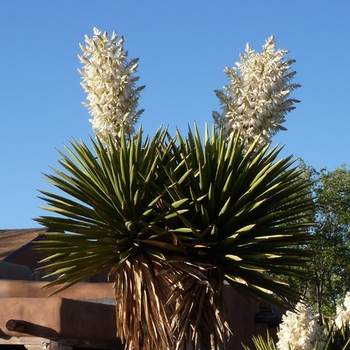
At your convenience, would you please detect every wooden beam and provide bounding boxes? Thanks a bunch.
[6,319,27,332]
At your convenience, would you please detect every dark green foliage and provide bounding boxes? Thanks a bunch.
[294,165,350,316]
[242,331,277,350]
[35,125,314,350]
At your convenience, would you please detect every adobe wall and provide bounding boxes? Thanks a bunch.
[0,280,282,349]
[225,286,282,348]
[0,297,117,341]
[0,281,115,299]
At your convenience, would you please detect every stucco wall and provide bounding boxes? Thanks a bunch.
[0,280,282,349]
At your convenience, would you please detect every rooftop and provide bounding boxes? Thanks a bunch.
[0,228,49,261]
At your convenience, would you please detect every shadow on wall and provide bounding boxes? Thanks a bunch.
[0,261,40,281]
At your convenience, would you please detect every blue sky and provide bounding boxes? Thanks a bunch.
[1,1,349,229]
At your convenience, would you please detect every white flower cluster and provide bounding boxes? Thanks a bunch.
[335,291,350,329]
[213,36,300,148]
[78,27,145,143]
[276,303,326,350]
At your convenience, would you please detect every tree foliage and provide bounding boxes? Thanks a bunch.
[299,164,350,316]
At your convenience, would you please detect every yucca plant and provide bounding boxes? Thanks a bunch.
[34,27,312,350]
[158,124,314,349]
[322,317,350,350]
[243,316,350,350]
[36,128,184,350]
[36,123,314,350]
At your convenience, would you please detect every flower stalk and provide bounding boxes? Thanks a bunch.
[276,303,326,350]
[78,27,145,143]
[213,36,300,148]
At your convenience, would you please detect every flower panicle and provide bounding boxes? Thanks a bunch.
[78,27,145,144]
[276,303,326,350]
[213,35,300,149]
[334,291,350,329]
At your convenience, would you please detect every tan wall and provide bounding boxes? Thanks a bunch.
[0,281,281,349]
[0,297,117,342]
[0,281,115,299]
[225,287,281,349]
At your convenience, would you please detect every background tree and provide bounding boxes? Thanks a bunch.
[296,164,350,316]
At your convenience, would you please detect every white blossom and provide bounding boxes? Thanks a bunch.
[78,27,145,143]
[335,291,350,329]
[213,36,300,149]
[276,302,326,350]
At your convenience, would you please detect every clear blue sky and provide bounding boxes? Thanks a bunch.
[1,1,349,229]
